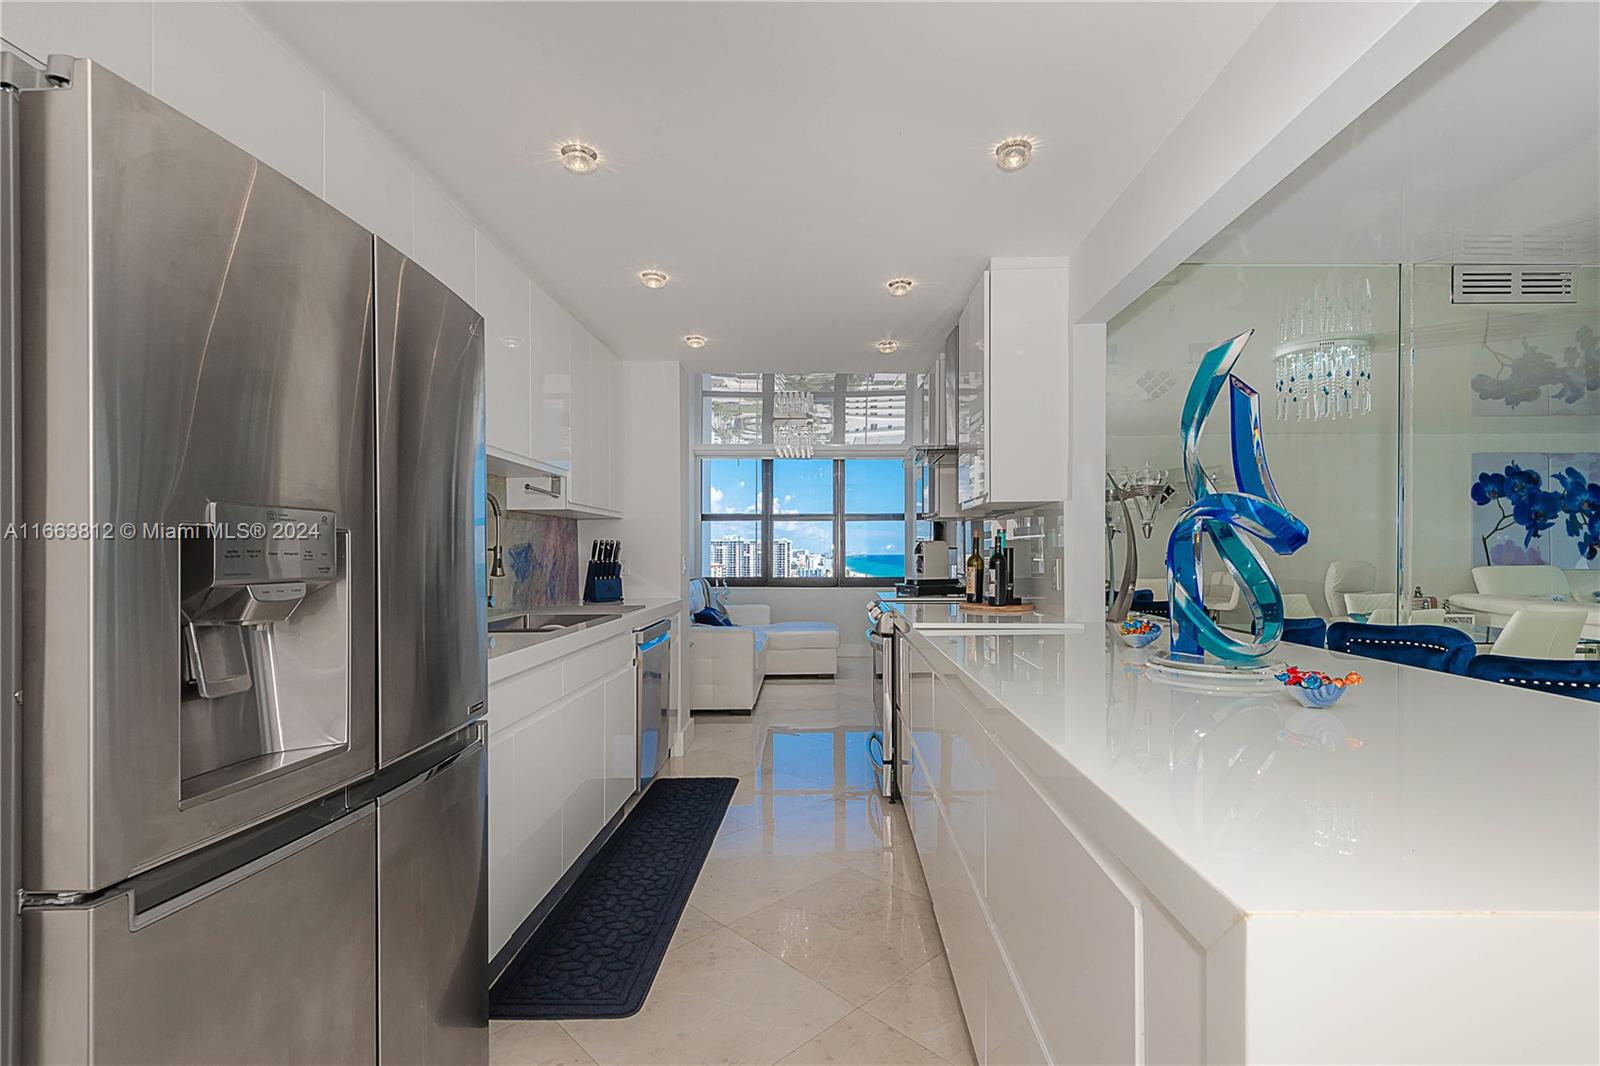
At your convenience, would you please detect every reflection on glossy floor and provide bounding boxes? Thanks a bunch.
[491,660,976,1066]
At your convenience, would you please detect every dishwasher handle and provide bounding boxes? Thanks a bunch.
[635,618,672,651]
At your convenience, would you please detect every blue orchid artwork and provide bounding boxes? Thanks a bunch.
[1553,466,1600,561]
[1471,458,1600,565]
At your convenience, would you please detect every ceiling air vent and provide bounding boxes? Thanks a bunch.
[1451,264,1577,305]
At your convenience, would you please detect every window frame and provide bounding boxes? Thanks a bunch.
[697,372,909,449]
[697,456,906,588]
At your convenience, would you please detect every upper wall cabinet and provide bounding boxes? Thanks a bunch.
[503,301,623,518]
[476,235,620,517]
[477,235,534,459]
[529,283,573,474]
[957,265,1069,512]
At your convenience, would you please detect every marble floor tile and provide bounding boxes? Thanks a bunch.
[548,661,976,1065]
[689,824,846,924]
[776,1010,950,1065]
[862,956,977,1066]
[666,903,720,950]
[757,793,903,861]
[836,819,931,902]
[560,928,851,1066]
[729,868,945,1005]
[490,1021,596,1066]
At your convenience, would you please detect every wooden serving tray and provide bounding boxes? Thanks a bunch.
[957,602,1036,614]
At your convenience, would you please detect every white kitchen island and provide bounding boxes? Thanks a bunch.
[897,624,1599,1065]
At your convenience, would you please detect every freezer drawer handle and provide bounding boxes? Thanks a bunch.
[126,805,375,932]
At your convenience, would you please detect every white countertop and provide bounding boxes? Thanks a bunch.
[487,597,681,678]
[905,624,1600,944]
[876,592,1083,632]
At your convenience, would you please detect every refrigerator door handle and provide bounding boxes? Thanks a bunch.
[126,806,375,932]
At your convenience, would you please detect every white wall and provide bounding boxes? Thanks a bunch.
[1068,1,1492,324]
[0,1,608,368]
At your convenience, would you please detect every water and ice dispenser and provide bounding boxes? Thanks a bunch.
[178,502,348,803]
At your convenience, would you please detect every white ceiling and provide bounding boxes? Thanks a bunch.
[1193,1,1600,266]
[250,1,1271,371]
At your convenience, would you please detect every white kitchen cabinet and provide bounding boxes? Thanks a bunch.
[486,631,637,956]
[906,633,1137,1065]
[567,333,622,514]
[567,320,597,510]
[476,234,534,459]
[529,282,573,473]
[987,736,1136,1064]
[602,663,637,824]
[957,264,1069,511]
[507,308,622,518]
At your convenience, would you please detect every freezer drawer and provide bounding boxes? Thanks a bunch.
[22,806,378,1065]
[378,739,488,1064]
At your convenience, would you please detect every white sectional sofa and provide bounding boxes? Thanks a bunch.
[1449,565,1600,640]
[685,579,841,713]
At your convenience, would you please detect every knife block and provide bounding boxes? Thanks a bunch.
[583,561,623,604]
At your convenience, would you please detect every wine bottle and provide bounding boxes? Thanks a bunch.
[987,532,1004,605]
[965,533,984,604]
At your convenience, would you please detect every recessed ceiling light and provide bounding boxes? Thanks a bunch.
[500,336,524,349]
[885,278,915,297]
[684,334,707,349]
[559,143,600,175]
[876,339,901,355]
[994,138,1034,172]
[639,269,669,289]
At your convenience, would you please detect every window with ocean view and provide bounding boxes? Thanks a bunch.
[695,372,910,586]
[698,457,904,586]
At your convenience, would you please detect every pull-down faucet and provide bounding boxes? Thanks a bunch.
[486,491,507,583]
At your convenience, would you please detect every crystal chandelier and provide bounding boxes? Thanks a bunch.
[1272,277,1375,421]
[772,389,815,458]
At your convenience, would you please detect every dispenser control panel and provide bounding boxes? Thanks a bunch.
[204,502,337,586]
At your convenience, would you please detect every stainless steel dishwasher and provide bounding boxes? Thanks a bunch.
[635,619,673,790]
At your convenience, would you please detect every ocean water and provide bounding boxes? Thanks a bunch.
[845,553,904,578]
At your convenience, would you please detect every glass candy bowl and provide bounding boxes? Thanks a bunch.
[1278,666,1362,708]
[1118,618,1163,649]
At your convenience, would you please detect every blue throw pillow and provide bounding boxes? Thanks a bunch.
[693,607,734,627]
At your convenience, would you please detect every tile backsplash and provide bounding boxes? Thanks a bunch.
[487,476,580,608]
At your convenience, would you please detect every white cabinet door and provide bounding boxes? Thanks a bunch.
[528,282,573,473]
[956,274,988,510]
[986,268,1068,507]
[568,321,597,509]
[600,341,624,512]
[476,235,533,458]
[590,341,614,512]
[559,678,606,868]
[487,703,563,956]
[602,662,637,822]
[986,738,1137,1064]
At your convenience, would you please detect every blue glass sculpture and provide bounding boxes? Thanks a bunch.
[1165,331,1309,663]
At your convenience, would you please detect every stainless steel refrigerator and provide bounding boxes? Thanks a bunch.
[3,53,488,1064]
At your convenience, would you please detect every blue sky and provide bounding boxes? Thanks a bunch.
[702,459,904,556]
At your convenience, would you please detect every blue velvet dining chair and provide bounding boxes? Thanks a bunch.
[1130,588,1169,618]
[1325,622,1477,675]
[1282,616,1327,648]
[1466,655,1600,703]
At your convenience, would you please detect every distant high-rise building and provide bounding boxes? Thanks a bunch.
[706,535,761,578]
